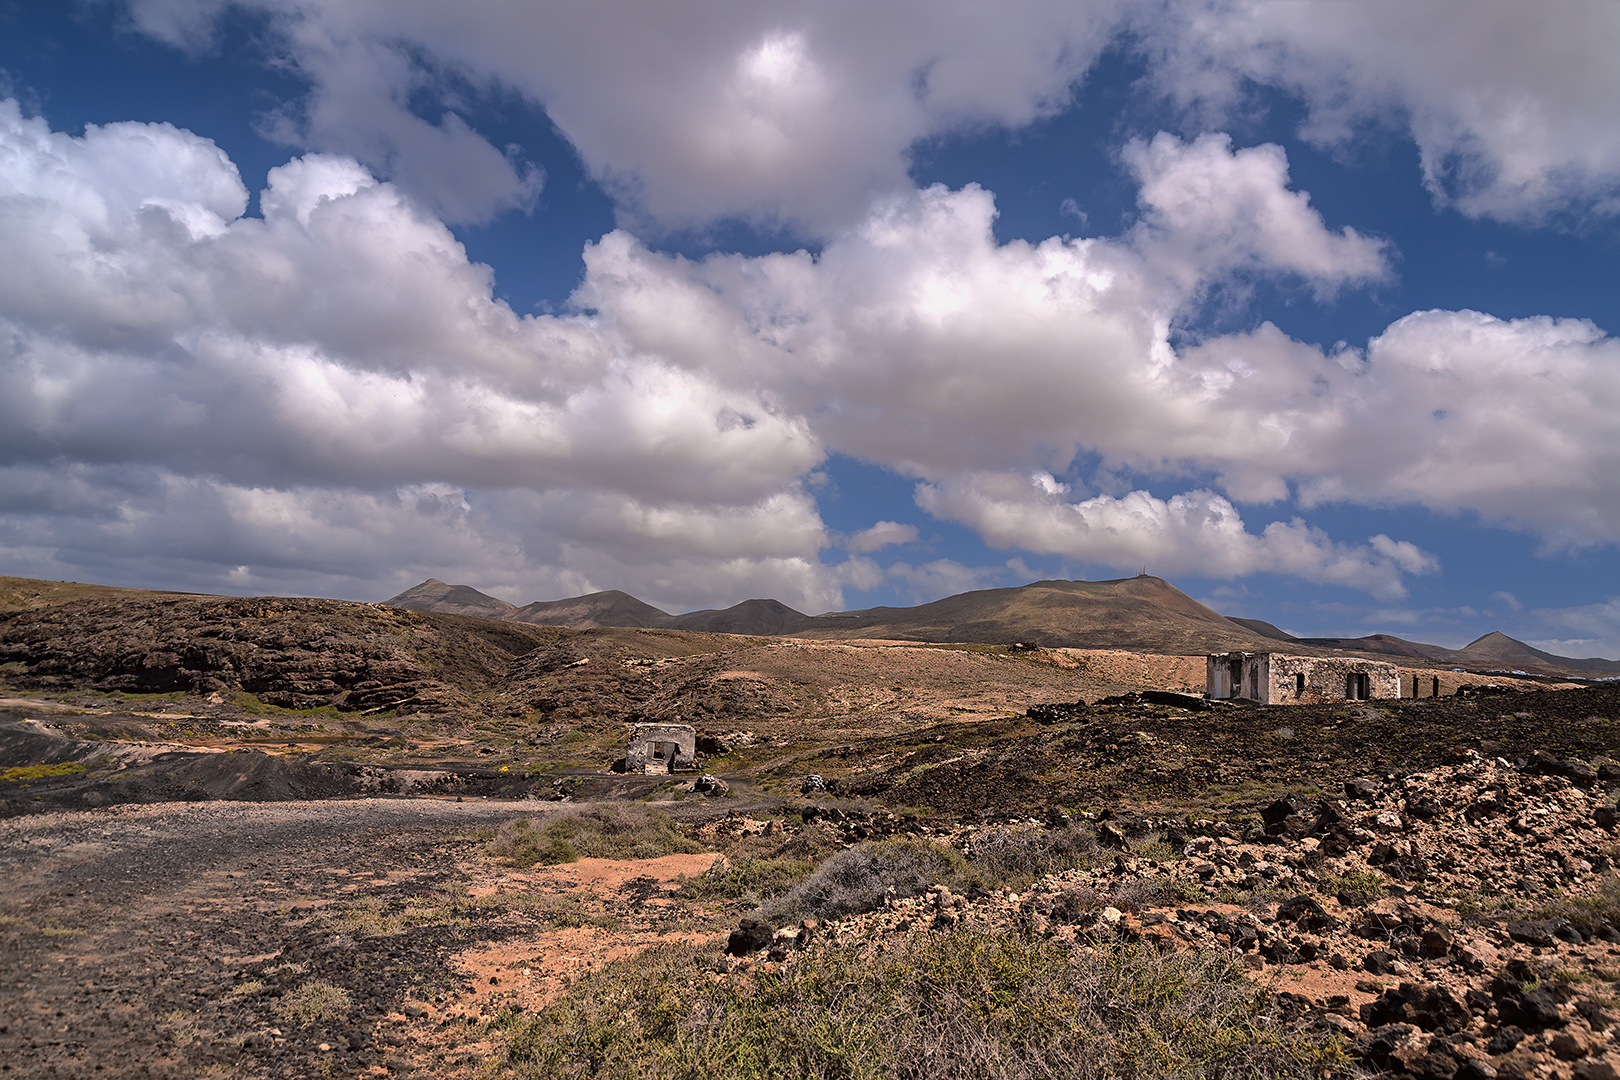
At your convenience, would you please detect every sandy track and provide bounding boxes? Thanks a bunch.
[0,798,557,1079]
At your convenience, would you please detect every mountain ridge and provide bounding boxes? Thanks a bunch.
[381,575,1617,675]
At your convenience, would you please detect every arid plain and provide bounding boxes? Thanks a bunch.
[4,574,1620,1080]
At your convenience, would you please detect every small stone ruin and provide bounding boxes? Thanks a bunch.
[1207,651,1401,704]
[625,722,696,774]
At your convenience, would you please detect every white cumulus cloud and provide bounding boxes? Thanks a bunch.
[915,474,1433,600]
[118,0,1620,231]
[5,94,1615,609]
[845,520,919,554]
[1124,132,1390,296]
[0,101,836,608]
[1139,0,1620,223]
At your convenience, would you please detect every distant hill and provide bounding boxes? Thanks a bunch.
[388,575,1283,655]
[1454,631,1620,676]
[800,576,1277,654]
[1256,624,1620,679]
[1225,617,1295,642]
[383,579,515,619]
[508,590,674,629]
[1295,633,1454,662]
[672,598,816,636]
[379,574,1619,676]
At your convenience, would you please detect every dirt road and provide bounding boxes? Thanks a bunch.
[1,798,557,1079]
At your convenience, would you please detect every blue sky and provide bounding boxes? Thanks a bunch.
[1,1,1619,657]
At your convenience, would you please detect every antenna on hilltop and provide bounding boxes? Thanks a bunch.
[1137,565,1148,577]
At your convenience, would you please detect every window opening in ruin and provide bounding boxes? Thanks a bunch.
[1228,657,1243,696]
[1295,673,1305,695]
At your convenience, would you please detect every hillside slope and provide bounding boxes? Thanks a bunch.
[1455,630,1620,676]
[507,590,674,629]
[0,591,560,715]
[801,576,1277,653]
[385,579,516,619]
[377,574,1613,676]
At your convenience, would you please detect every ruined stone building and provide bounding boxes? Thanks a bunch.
[1206,652,1400,704]
[625,722,696,774]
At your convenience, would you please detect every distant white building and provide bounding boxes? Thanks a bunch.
[1207,652,1400,704]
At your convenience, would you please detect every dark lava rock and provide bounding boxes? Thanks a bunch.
[1260,795,1315,836]
[1505,919,1577,947]
[1345,777,1384,802]
[1360,983,1471,1034]
[1355,1023,1416,1067]
[726,914,774,956]
[1275,894,1338,932]
[1494,987,1566,1032]
[1026,701,1088,724]
[1365,950,1400,974]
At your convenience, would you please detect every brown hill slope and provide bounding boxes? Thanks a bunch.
[1224,616,1295,642]
[384,578,516,619]
[395,574,1516,660]
[801,576,1279,654]
[1455,630,1620,676]
[508,590,675,629]
[0,590,560,714]
[384,573,1620,674]
[1295,632,1455,662]
[385,574,1275,653]
[672,598,816,635]
[0,575,198,612]
[1285,628,1620,677]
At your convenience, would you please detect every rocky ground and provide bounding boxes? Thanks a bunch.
[1,798,528,1079]
[785,748,1620,1079]
[0,796,769,1080]
[3,619,1617,1078]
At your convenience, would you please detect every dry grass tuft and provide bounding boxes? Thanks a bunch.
[487,806,703,867]
[493,929,1349,1080]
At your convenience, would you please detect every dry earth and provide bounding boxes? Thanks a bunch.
[0,796,757,1079]
[0,613,1610,1080]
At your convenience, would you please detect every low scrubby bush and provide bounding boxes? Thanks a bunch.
[762,837,978,924]
[1534,873,1620,936]
[494,929,1350,1080]
[277,981,351,1024]
[678,827,847,905]
[968,824,1102,889]
[487,806,703,867]
[1108,876,1199,911]
[1317,869,1384,903]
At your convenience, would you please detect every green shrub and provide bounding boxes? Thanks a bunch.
[1,761,87,782]
[677,855,819,904]
[487,806,703,867]
[493,929,1350,1080]
[1318,869,1385,906]
[1108,876,1201,911]
[762,838,979,925]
